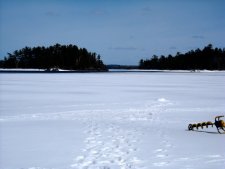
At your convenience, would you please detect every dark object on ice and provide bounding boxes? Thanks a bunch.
[188,116,225,134]
[45,67,59,72]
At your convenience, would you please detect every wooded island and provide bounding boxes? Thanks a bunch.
[0,44,107,71]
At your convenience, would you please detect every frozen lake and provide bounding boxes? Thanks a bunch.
[0,72,225,169]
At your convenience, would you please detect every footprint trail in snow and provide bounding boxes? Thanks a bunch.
[70,99,171,169]
[71,122,143,169]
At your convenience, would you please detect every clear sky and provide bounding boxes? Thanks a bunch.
[0,0,225,65]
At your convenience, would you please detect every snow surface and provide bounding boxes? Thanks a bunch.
[0,72,225,169]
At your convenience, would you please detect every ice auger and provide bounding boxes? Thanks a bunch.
[188,115,225,134]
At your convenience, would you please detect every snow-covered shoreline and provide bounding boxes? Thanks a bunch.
[0,72,224,169]
[109,69,225,73]
[0,68,108,73]
[1,68,225,73]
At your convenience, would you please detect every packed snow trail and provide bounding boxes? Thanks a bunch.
[70,99,171,169]
[71,121,143,169]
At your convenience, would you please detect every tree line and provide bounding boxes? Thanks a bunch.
[0,44,107,71]
[139,44,225,70]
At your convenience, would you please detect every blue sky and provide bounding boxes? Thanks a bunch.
[0,0,225,65]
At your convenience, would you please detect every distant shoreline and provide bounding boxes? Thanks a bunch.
[0,69,108,73]
[1,69,224,74]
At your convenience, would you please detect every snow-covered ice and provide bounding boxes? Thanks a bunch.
[0,72,225,169]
